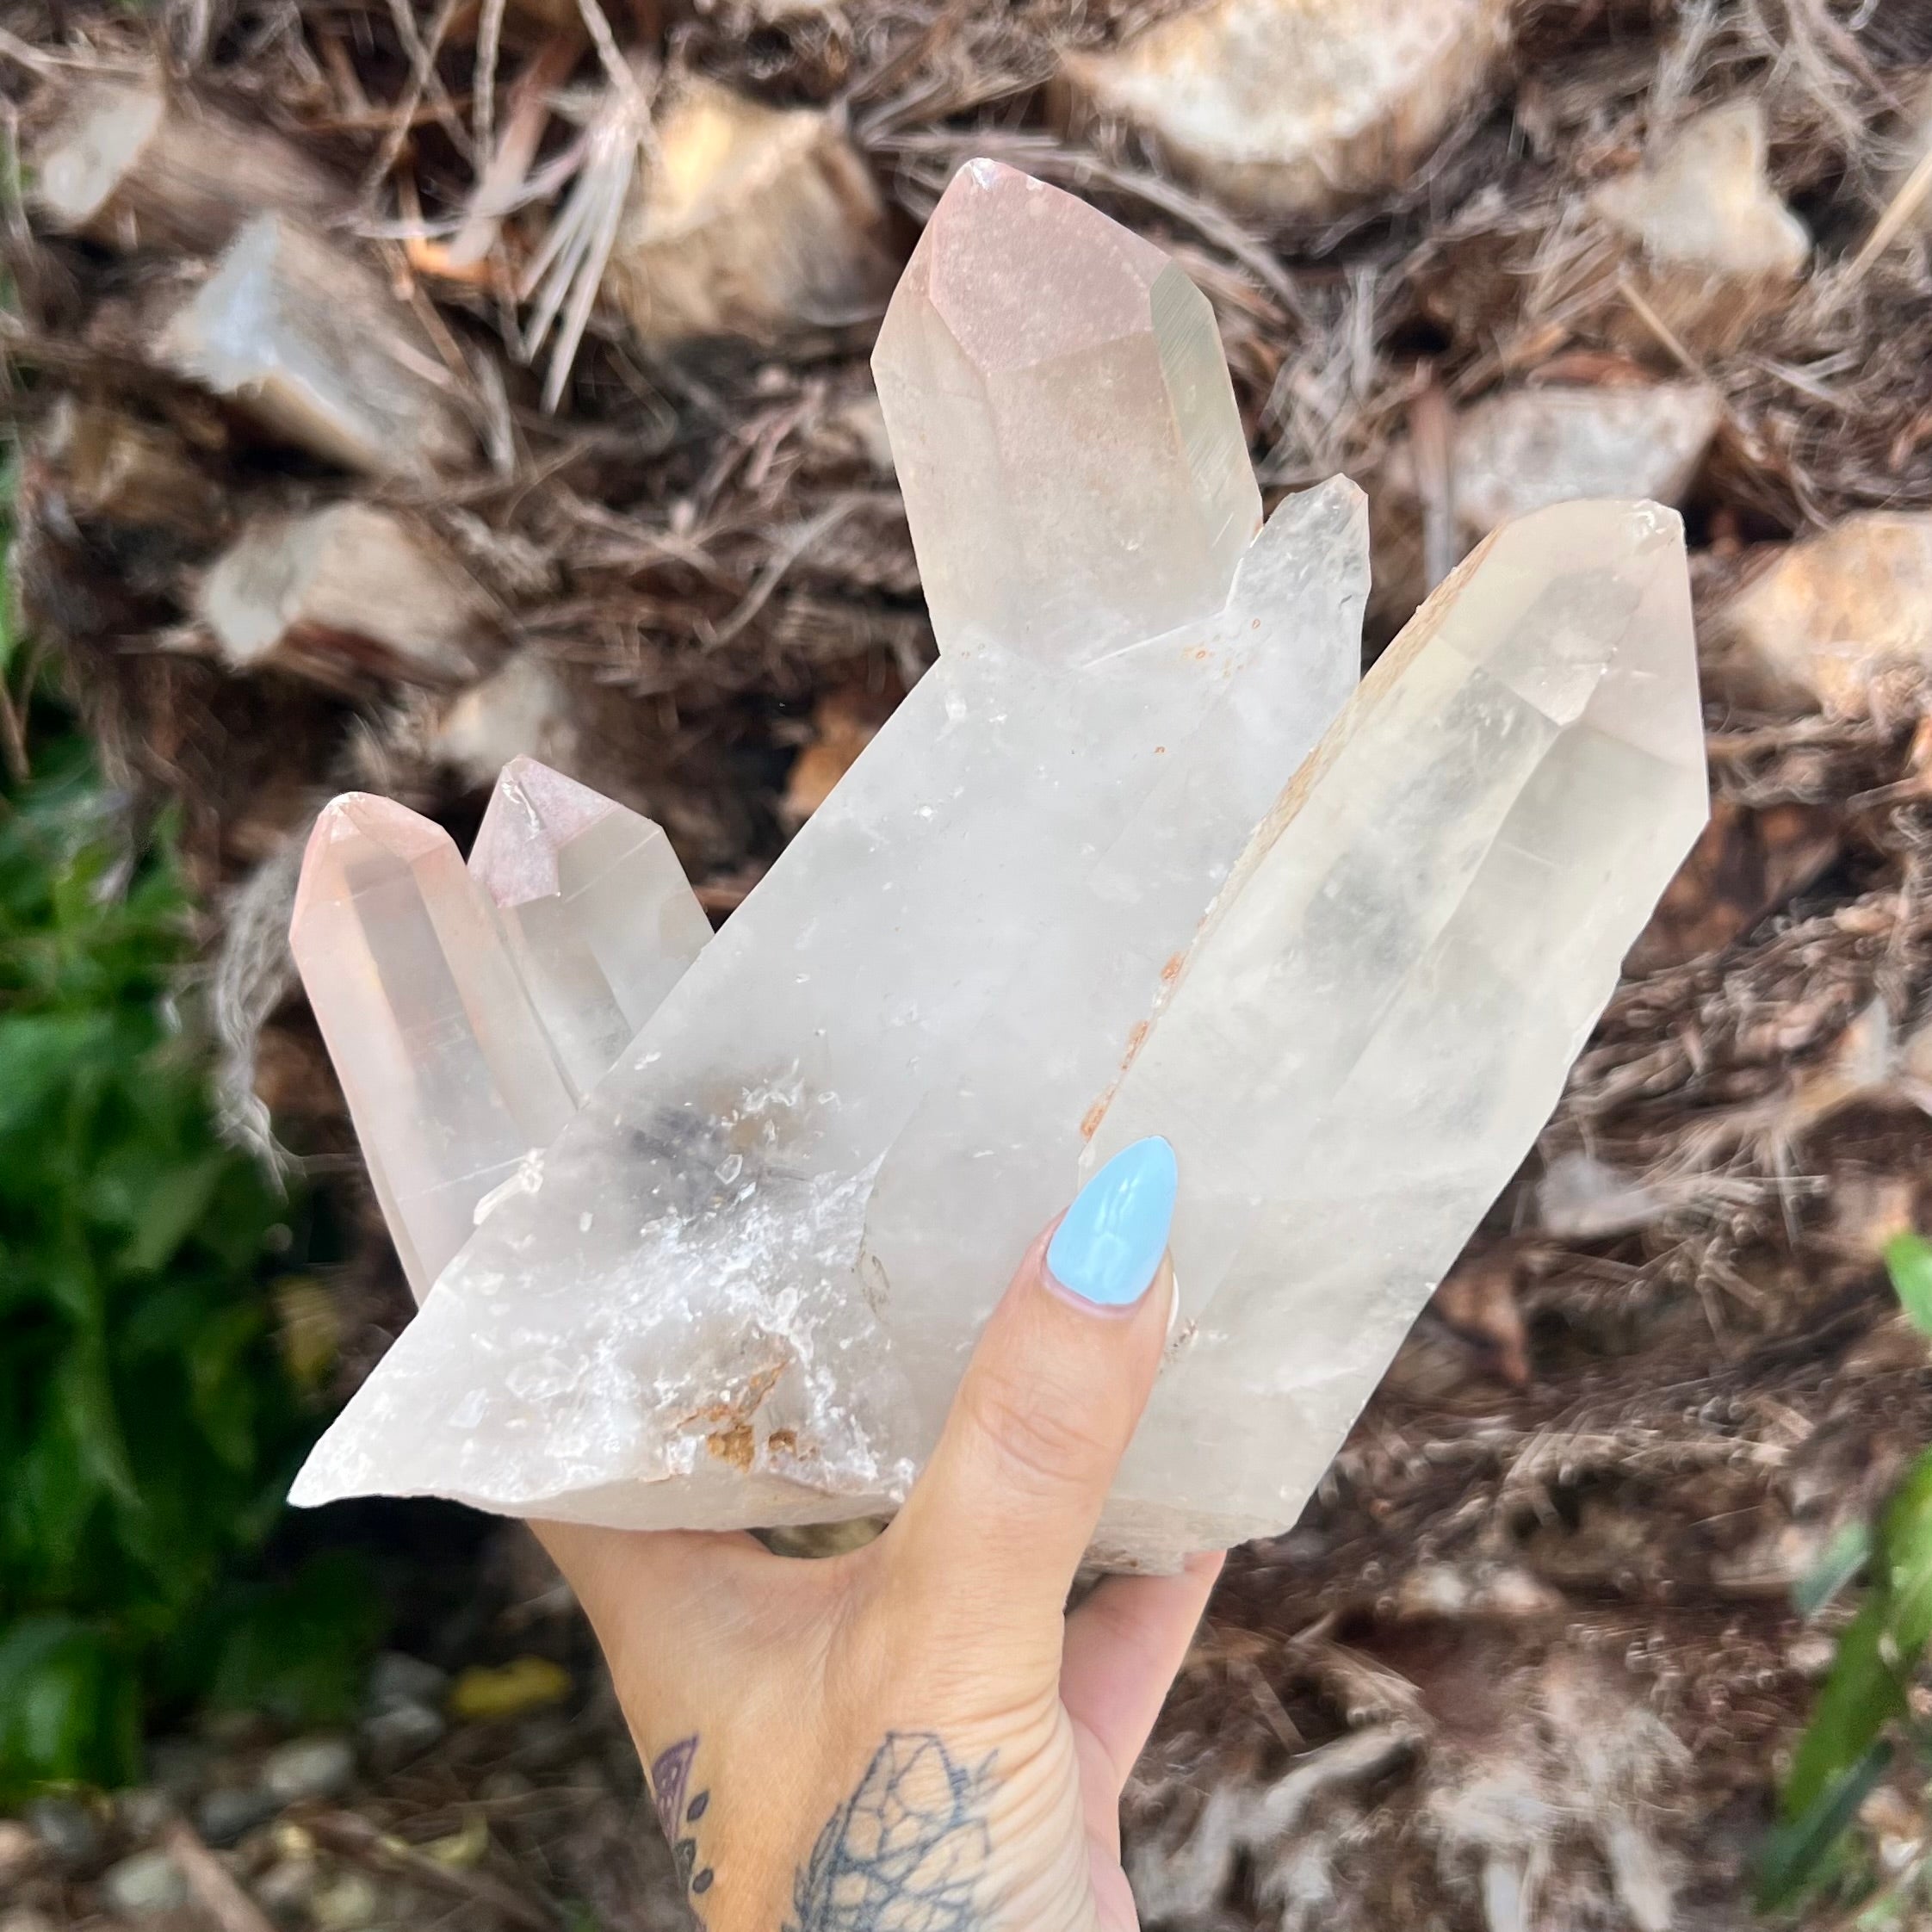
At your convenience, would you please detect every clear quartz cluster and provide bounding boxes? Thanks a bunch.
[290,161,1706,1568]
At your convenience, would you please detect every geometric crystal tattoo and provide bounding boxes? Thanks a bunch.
[783,1731,996,1932]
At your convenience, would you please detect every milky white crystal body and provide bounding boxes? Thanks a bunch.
[292,164,1704,1571]
[291,162,1367,1545]
[1085,499,1706,1556]
[289,796,576,1301]
[471,757,714,1100]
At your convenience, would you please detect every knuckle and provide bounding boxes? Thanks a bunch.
[965,1367,1113,1501]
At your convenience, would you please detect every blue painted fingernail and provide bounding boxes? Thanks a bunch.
[1046,1136,1178,1309]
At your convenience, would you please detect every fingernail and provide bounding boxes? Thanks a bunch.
[1046,1136,1178,1309]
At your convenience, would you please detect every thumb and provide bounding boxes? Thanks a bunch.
[888,1136,1179,1663]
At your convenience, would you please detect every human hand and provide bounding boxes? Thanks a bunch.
[536,1136,1221,1932]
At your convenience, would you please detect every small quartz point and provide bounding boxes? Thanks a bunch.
[291,168,1702,1573]
[288,796,575,1301]
[469,757,713,1100]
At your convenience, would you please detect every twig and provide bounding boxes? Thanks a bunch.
[449,33,583,271]
[705,498,870,649]
[162,1822,278,1932]
[1842,145,1932,288]
[1406,376,1457,595]
[1615,274,1705,380]
[307,1811,559,1932]
[363,0,474,192]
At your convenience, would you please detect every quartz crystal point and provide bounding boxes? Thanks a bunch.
[873,158,1261,660]
[291,163,1704,1572]
[1082,499,1706,1555]
[289,796,576,1300]
[470,757,714,1100]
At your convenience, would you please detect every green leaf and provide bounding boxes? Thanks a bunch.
[1796,1520,1874,1621]
[197,1553,388,1727]
[1885,1234,1932,1337]
[0,1617,141,1799]
[1758,1735,1893,1911]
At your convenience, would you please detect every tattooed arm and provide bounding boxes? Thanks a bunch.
[541,1137,1220,1932]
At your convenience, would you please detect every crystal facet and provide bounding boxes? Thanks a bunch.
[288,796,574,1301]
[290,164,1704,1571]
[470,757,713,1100]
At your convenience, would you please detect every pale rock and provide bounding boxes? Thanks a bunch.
[100,1849,187,1918]
[262,1736,355,1804]
[1534,1150,1672,1241]
[197,504,498,691]
[1590,100,1810,345]
[1062,0,1511,218]
[429,651,579,788]
[1376,381,1720,609]
[604,78,894,344]
[288,795,575,1301]
[293,164,1364,1557]
[30,77,341,254]
[470,757,712,1101]
[158,215,472,479]
[1712,512,1932,716]
[292,164,1700,1570]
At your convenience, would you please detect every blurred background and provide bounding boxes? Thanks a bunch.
[5,0,1932,1926]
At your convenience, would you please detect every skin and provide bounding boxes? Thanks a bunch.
[536,1222,1221,1932]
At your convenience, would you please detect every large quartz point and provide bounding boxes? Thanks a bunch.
[291,162,1705,1570]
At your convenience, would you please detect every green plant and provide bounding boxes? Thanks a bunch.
[0,687,367,1798]
[1758,1234,1932,1912]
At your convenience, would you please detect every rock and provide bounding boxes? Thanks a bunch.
[262,1735,356,1804]
[1375,380,1720,610]
[603,77,894,344]
[1590,99,1810,347]
[27,1795,103,1871]
[29,75,343,255]
[309,1869,381,1931]
[146,1736,217,1797]
[100,1848,188,1917]
[1711,512,1932,716]
[1062,0,1511,218]
[366,1651,449,1714]
[288,164,1703,1573]
[360,1700,447,1771]
[113,1786,176,1841]
[196,503,499,694]
[195,1784,279,1848]
[255,1855,323,1916]
[428,652,580,791]
[0,1820,40,1886]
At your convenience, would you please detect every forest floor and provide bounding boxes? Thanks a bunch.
[9,1,1932,1927]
